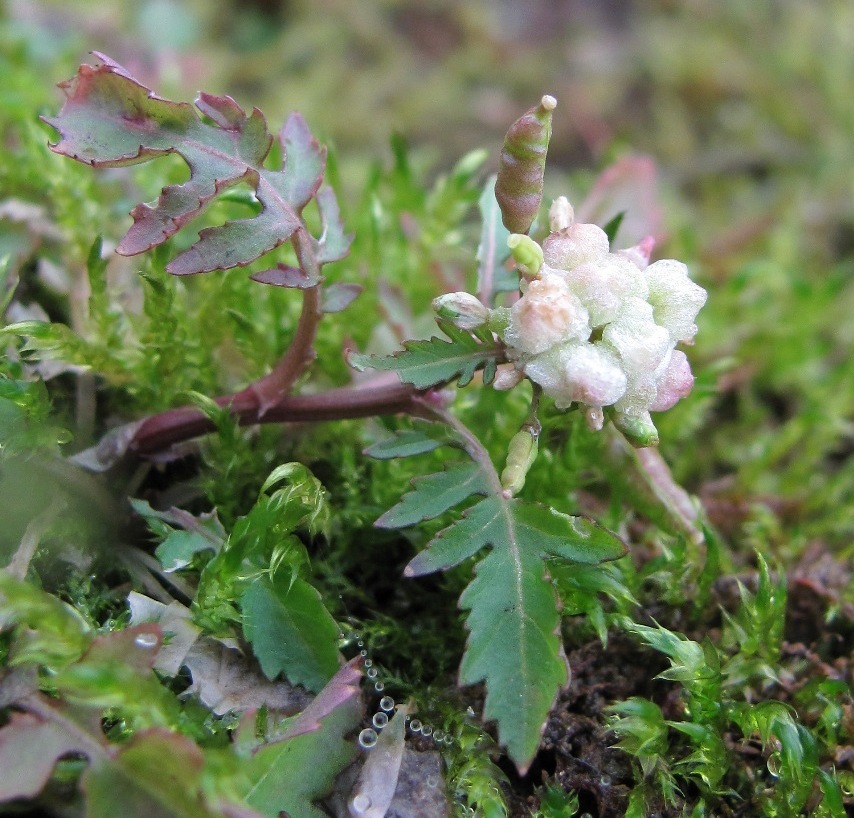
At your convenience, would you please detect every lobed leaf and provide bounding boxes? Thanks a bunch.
[376,461,490,529]
[363,429,444,460]
[349,327,500,390]
[45,55,335,279]
[404,493,625,771]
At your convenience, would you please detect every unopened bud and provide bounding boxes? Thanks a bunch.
[549,197,575,232]
[617,236,655,270]
[493,366,524,391]
[508,234,544,277]
[500,426,539,496]
[432,292,490,330]
[613,411,659,448]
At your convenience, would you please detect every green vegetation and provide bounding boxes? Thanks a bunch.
[1,3,852,817]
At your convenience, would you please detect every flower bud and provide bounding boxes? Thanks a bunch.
[500,426,539,496]
[549,196,575,232]
[612,410,659,447]
[432,292,490,330]
[508,234,544,277]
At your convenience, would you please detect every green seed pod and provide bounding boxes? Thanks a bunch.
[495,95,556,235]
[500,426,539,496]
[507,234,544,277]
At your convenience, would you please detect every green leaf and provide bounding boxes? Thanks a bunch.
[376,461,490,528]
[458,543,565,773]
[402,493,625,771]
[363,429,444,459]
[241,574,339,693]
[45,56,333,278]
[314,185,353,264]
[244,660,362,818]
[349,327,500,389]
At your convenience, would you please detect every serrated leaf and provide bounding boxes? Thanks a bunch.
[476,175,512,304]
[241,574,339,693]
[45,56,328,277]
[376,461,489,529]
[403,494,626,771]
[405,496,626,577]
[603,210,625,244]
[349,331,500,389]
[363,429,443,460]
[243,660,362,818]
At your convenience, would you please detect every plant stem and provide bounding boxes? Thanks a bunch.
[242,229,324,415]
[131,376,421,455]
[414,397,503,494]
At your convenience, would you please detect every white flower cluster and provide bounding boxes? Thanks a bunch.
[497,197,706,444]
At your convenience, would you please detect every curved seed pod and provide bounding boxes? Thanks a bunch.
[495,95,556,235]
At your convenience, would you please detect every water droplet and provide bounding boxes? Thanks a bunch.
[600,775,611,786]
[373,712,389,729]
[358,728,378,749]
[426,774,439,788]
[410,719,422,733]
[360,649,368,657]
[357,640,364,648]
[366,667,378,678]
[374,681,385,692]
[465,706,475,717]
[421,724,433,737]
[580,813,593,818]
[443,734,454,745]
[380,696,395,711]
[766,752,782,778]
[350,793,372,814]
[354,633,361,640]
[134,632,158,649]
[433,730,444,742]
[364,658,373,668]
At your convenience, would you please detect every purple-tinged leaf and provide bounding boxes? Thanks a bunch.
[0,712,92,801]
[321,282,361,313]
[314,186,353,264]
[83,624,164,672]
[243,659,362,818]
[274,113,326,213]
[280,656,362,741]
[249,262,318,288]
[46,55,328,277]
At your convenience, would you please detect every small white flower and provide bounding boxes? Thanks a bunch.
[497,201,706,443]
[503,273,590,355]
[644,259,707,342]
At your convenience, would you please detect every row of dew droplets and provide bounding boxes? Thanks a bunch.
[343,631,454,751]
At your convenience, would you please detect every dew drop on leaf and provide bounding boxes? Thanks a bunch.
[421,724,433,737]
[426,774,439,788]
[360,650,368,657]
[409,719,422,733]
[367,667,378,678]
[372,712,389,729]
[350,793,372,814]
[363,658,373,667]
[134,632,158,649]
[380,696,395,711]
[358,728,378,748]
[374,681,385,691]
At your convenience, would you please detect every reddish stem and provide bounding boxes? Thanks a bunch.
[131,377,421,455]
